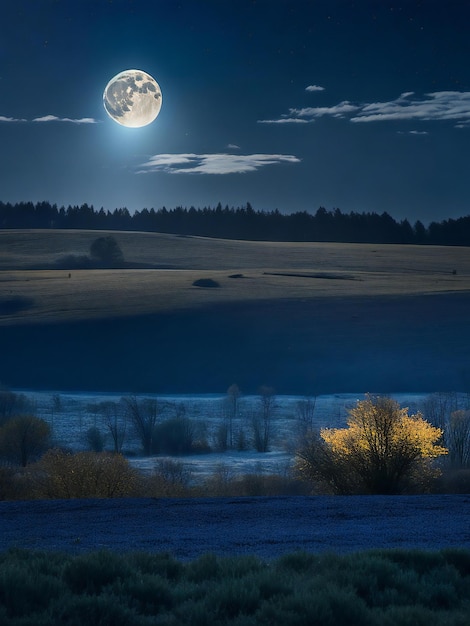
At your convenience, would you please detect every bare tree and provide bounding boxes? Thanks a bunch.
[447,410,470,468]
[422,392,469,430]
[0,390,33,424]
[123,396,159,455]
[226,384,240,449]
[422,393,470,468]
[252,386,276,453]
[295,396,317,437]
[97,400,127,453]
[0,415,51,467]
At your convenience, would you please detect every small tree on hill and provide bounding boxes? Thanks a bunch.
[89,236,124,266]
[296,395,447,494]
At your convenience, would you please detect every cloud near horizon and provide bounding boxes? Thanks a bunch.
[137,153,301,175]
[258,90,470,127]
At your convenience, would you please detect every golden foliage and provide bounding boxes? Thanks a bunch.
[297,395,448,494]
[322,396,447,459]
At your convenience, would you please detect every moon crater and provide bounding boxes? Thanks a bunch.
[103,69,162,128]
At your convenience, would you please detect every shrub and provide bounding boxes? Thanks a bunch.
[52,593,138,626]
[63,550,131,594]
[0,390,34,423]
[0,558,65,618]
[85,426,105,452]
[0,548,469,624]
[0,415,51,467]
[33,449,140,498]
[0,466,18,500]
[128,552,183,581]
[107,574,174,615]
[434,467,470,493]
[153,417,196,455]
[192,278,220,288]
[144,459,193,497]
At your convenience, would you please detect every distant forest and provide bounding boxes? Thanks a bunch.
[2,200,470,245]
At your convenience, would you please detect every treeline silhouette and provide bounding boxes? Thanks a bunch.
[1,200,470,245]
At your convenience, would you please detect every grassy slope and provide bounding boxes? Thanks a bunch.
[1,229,470,393]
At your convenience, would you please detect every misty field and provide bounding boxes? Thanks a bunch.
[1,229,470,393]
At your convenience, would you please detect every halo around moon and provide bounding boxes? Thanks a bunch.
[103,69,162,128]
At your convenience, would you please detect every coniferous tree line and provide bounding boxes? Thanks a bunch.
[1,200,470,245]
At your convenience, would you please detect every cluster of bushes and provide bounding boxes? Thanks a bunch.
[0,547,469,624]
[87,386,279,457]
[1,388,470,500]
[0,451,309,501]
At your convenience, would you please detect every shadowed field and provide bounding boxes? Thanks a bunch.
[1,495,469,557]
[1,229,470,393]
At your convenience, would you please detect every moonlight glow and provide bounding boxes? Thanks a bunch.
[103,69,162,128]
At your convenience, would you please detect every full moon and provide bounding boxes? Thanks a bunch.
[103,69,162,128]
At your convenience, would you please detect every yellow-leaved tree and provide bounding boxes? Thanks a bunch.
[296,395,447,494]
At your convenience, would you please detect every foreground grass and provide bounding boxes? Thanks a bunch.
[0,548,469,625]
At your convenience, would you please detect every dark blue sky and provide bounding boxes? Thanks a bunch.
[1,0,470,223]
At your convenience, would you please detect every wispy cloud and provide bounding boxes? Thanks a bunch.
[257,117,308,124]
[32,115,99,124]
[0,114,98,123]
[290,101,360,119]
[398,130,429,135]
[258,90,470,128]
[351,91,470,124]
[137,153,301,175]
[306,85,325,92]
[226,143,241,150]
[258,101,359,124]
[0,115,27,122]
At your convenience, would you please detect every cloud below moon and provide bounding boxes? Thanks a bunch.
[137,153,301,175]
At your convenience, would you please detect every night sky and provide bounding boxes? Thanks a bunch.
[1,0,470,223]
